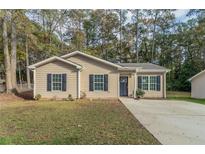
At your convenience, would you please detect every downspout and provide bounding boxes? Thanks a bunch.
[163,72,167,99]
[33,69,36,99]
[117,73,120,97]
[134,68,139,98]
[77,69,81,99]
[134,72,137,98]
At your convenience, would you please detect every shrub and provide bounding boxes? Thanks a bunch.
[80,91,86,99]
[135,89,145,99]
[68,94,74,101]
[34,94,41,100]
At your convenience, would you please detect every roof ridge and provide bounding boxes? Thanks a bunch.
[28,56,82,69]
[61,51,121,68]
[188,69,205,81]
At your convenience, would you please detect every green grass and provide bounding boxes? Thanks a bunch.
[167,91,205,105]
[0,99,159,145]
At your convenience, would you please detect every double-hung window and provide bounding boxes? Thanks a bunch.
[138,75,160,91]
[52,74,62,91]
[150,76,157,91]
[93,75,104,91]
[47,73,66,92]
[142,76,149,90]
[89,74,108,91]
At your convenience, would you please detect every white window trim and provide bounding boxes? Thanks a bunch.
[93,74,105,91]
[51,74,63,91]
[142,76,149,91]
[139,75,160,91]
[150,76,157,91]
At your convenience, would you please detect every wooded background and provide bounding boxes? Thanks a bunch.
[0,9,205,93]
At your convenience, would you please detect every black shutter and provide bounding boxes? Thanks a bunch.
[138,76,142,89]
[157,76,161,91]
[89,74,93,91]
[62,74,67,91]
[104,74,108,91]
[47,74,52,91]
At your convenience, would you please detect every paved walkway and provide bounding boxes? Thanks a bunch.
[119,98,205,145]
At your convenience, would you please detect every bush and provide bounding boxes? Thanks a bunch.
[67,94,74,101]
[34,94,41,100]
[80,91,86,99]
[135,89,145,99]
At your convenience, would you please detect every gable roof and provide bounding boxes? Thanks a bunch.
[61,51,122,68]
[117,63,169,72]
[188,69,205,81]
[28,56,82,70]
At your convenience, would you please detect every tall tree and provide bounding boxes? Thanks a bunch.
[151,10,159,62]
[2,10,12,93]
[11,10,17,90]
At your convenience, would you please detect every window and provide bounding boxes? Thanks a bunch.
[142,76,149,90]
[138,76,160,91]
[93,75,104,91]
[52,74,62,91]
[150,76,157,91]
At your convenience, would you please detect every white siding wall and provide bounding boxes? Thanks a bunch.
[191,73,205,99]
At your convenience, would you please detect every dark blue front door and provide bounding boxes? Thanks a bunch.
[120,76,128,96]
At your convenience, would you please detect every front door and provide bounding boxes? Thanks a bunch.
[120,76,128,96]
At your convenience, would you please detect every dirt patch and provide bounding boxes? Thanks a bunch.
[0,93,24,102]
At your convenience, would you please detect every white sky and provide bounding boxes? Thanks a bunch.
[174,9,190,22]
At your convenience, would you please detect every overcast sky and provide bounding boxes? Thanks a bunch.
[174,9,190,22]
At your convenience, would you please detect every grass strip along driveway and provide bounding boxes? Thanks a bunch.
[0,99,159,145]
[167,91,205,105]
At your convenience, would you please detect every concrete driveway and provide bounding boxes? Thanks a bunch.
[119,98,205,145]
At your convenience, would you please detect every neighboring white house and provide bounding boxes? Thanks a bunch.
[188,69,205,99]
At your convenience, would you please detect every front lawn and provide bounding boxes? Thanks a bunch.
[0,99,159,145]
[167,91,205,105]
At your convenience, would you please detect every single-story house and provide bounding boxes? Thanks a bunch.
[188,69,205,99]
[28,51,169,99]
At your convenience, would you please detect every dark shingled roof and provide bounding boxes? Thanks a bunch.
[117,63,166,70]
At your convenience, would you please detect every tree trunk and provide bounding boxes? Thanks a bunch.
[151,11,159,62]
[135,10,139,63]
[3,11,13,93]
[49,32,52,54]
[119,9,122,62]
[26,34,31,89]
[11,17,17,90]
[18,62,22,89]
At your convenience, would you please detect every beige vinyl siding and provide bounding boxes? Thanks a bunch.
[128,74,135,97]
[191,73,205,98]
[137,72,164,98]
[67,54,119,98]
[35,60,78,99]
